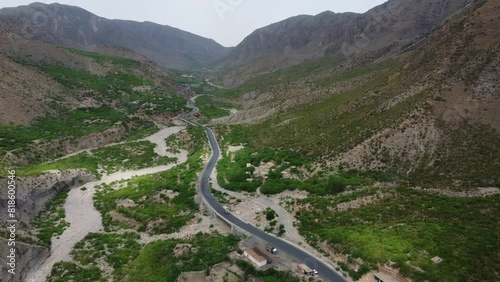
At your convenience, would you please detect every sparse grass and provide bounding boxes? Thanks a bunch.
[212,189,230,204]
[316,59,396,87]
[214,57,344,99]
[124,125,160,141]
[246,61,413,158]
[17,139,177,176]
[165,134,181,154]
[411,122,500,187]
[216,125,251,149]
[120,233,240,282]
[32,190,70,245]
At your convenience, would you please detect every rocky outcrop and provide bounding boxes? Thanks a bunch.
[0,169,95,282]
[0,169,96,224]
[0,239,49,282]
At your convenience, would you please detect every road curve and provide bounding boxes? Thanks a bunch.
[181,99,346,282]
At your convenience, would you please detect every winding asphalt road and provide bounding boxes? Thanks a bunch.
[180,99,346,282]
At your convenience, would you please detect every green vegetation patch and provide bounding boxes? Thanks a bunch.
[235,259,300,282]
[178,125,206,155]
[17,139,176,176]
[72,232,142,277]
[195,95,236,121]
[316,59,396,87]
[47,261,105,282]
[262,170,395,195]
[297,188,499,281]
[32,190,70,245]
[39,64,185,115]
[93,152,202,234]
[92,141,177,174]
[120,233,240,282]
[216,125,251,148]
[65,48,140,67]
[18,152,99,177]
[40,64,151,94]
[0,106,125,155]
[216,147,309,193]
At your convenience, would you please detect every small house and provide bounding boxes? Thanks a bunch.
[243,248,267,268]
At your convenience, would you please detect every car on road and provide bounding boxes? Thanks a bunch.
[266,243,277,254]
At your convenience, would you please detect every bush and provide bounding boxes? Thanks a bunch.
[48,262,105,282]
[265,208,278,221]
[33,190,70,245]
[121,234,239,281]
[298,189,500,282]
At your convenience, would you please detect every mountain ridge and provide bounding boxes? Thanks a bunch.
[0,2,230,70]
[212,0,499,188]
[214,0,475,87]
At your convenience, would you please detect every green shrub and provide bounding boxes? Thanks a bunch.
[72,232,142,275]
[48,262,105,282]
[120,233,239,281]
[298,189,499,281]
[235,259,300,282]
[33,190,70,245]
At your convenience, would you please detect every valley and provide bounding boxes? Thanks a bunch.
[0,0,499,282]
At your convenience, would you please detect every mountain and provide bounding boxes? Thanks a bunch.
[215,0,474,86]
[0,23,191,168]
[0,2,229,69]
[211,0,499,188]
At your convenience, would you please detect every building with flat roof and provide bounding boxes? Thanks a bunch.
[243,248,267,268]
[373,268,410,282]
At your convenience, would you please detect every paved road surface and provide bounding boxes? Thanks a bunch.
[182,100,346,282]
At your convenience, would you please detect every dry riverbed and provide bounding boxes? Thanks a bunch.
[26,126,188,282]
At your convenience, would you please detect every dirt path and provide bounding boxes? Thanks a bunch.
[26,127,188,282]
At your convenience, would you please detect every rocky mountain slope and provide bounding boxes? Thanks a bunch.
[215,0,475,86]
[0,2,229,69]
[0,23,177,124]
[213,0,499,188]
[0,22,191,168]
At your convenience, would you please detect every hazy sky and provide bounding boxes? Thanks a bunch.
[1,0,387,46]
